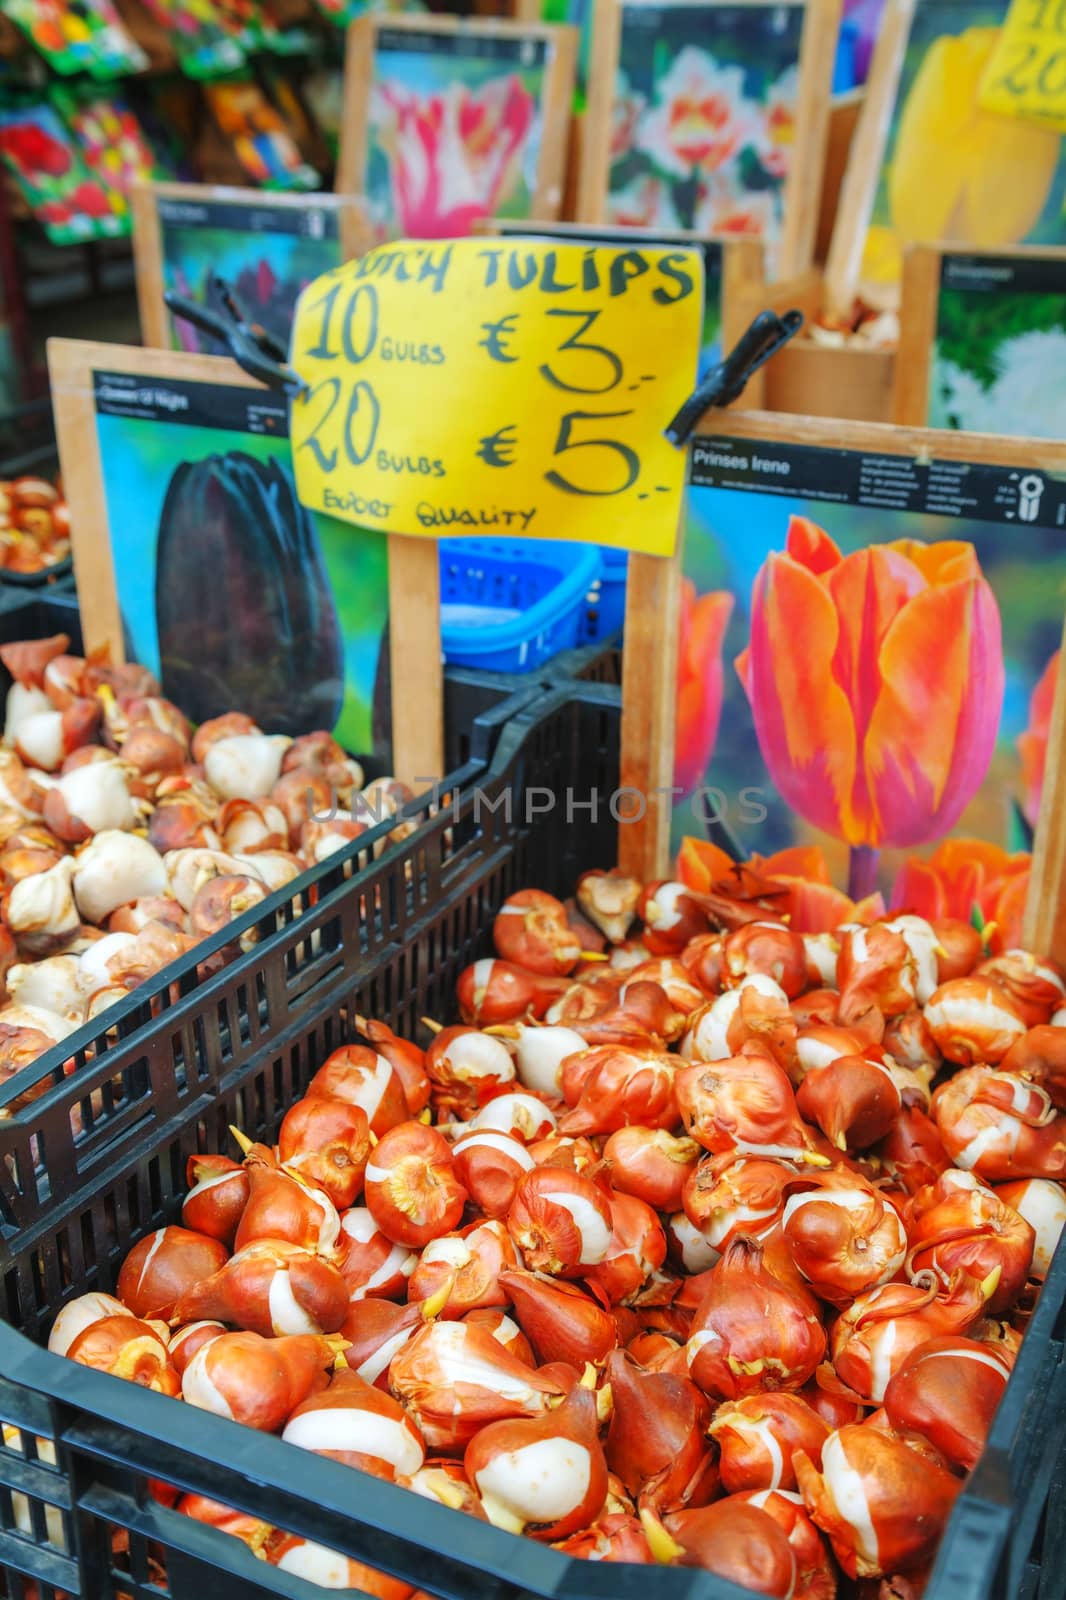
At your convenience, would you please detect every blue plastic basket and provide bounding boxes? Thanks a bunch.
[438,537,603,673]
[578,543,629,643]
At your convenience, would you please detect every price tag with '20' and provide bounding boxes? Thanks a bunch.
[288,238,704,557]
[979,0,1066,130]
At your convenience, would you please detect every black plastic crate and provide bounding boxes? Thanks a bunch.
[0,680,1062,1600]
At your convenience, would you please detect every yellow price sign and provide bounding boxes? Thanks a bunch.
[979,0,1066,130]
[289,238,703,558]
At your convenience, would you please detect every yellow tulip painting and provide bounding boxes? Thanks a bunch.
[861,5,1065,296]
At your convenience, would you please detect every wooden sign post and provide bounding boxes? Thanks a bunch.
[578,0,841,277]
[336,14,577,237]
[132,182,372,354]
[894,243,1066,435]
[1024,608,1066,965]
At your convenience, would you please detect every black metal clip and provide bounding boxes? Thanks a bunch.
[665,308,804,447]
[163,276,306,398]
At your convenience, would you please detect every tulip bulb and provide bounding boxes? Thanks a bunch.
[335,1207,418,1301]
[388,1318,564,1451]
[277,1096,371,1211]
[796,1053,901,1151]
[658,1501,798,1596]
[307,1044,409,1137]
[465,1384,608,1540]
[681,975,789,1062]
[924,977,1028,1065]
[450,1129,535,1219]
[931,1063,1066,1181]
[493,888,583,976]
[204,733,291,800]
[167,1320,226,1375]
[117,1225,229,1320]
[406,1219,517,1315]
[233,1153,340,1255]
[676,1053,823,1164]
[182,1330,335,1431]
[559,1046,678,1136]
[456,958,568,1025]
[603,1126,700,1212]
[995,1177,1066,1277]
[48,1292,133,1356]
[364,1122,467,1247]
[604,1349,716,1512]
[5,855,79,952]
[782,1179,908,1306]
[577,869,641,944]
[282,1366,425,1476]
[425,1025,515,1113]
[498,1267,617,1368]
[355,1016,431,1114]
[72,832,166,924]
[684,1236,826,1399]
[830,1270,997,1401]
[507,1023,588,1095]
[507,1167,613,1276]
[794,1424,960,1578]
[723,922,808,998]
[733,1488,837,1600]
[709,1392,831,1493]
[65,1315,179,1395]
[882,1336,1012,1472]
[459,1092,557,1144]
[6,954,84,1019]
[267,1535,414,1598]
[172,1238,348,1336]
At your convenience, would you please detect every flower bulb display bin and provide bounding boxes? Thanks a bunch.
[0,678,1062,1600]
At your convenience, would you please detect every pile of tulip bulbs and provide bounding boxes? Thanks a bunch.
[47,866,1066,1598]
[0,476,71,575]
[0,632,409,1091]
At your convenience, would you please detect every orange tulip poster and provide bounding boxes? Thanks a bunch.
[674,422,1066,948]
[858,0,1066,305]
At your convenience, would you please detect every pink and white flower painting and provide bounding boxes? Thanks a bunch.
[366,44,546,240]
[605,6,805,243]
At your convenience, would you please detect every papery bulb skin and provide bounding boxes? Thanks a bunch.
[782,1177,908,1306]
[604,1349,717,1513]
[681,932,726,993]
[639,881,709,956]
[181,1156,249,1245]
[836,924,919,1024]
[338,1298,424,1389]
[277,1096,371,1211]
[796,1054,902,1151]
[995,1177,1066,1276]
[306,1045,409,1138]
[465,1384,608,1541]
[507,1167,613,1276]
[167,1320,226,1376]
[800,1380,867,1429]
[604,1126,700,1212]
[47,1292,133,1357]
[1001,1024,1066,1109]
[233,1152,340,1256]
[882,1336,1012,1472]
[794,1424,960,1578]
[509,1022,587,1097]
[676,1053,822,1163]
[406,1220,517,1316]
[456,958,568,1025]
[457,1092,556,1145]
[177,1492,272,1553]
[65,1316,180,1395]
[388,1319,565,1452]
[450,1129,535,1219]
[182,1330,334,1431]
[364,1122,467,1248]
[583,1191,667,1305]
[685,1237,827,1399]
[625,957,706,1016]
[906,1169,1035,1312]
[874,1105,951,1195]
[975,949,1066,1028]
[723,922,808,998]
[710,1392,832,1493]
[172,1239,348,1336]
[924,977,1027,1065]
[356,1017,431,1116]
[463,1308,535,1365]
[117,1226,229,1320]
[553,1511,654,1562]
[882,1008,942,1077]
[335,1206,418,1301]
[577,869,642,944]
[266,1533,414,1599]
[931,1064,1066,1181]
[493,889,583,976]
[558,1046,679,1136]
[682,1153,795,1256]
[830,1271,996,1402]
[282,1366,425,1477]
[661,1500,798,1596]
[498,1268,618,1367]
[425,1025,516,1117]
[733,1488,838,1600]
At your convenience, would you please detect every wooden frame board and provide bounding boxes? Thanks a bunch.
[894,242,1066,433]
[336,13,578,235]
[46,339,442,787]
[626,406,1066,912]
[825,0,1066,319]
[131,182,372,354]
[577,0,841,278]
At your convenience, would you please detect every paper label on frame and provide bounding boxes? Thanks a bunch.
[289,237,703,556]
